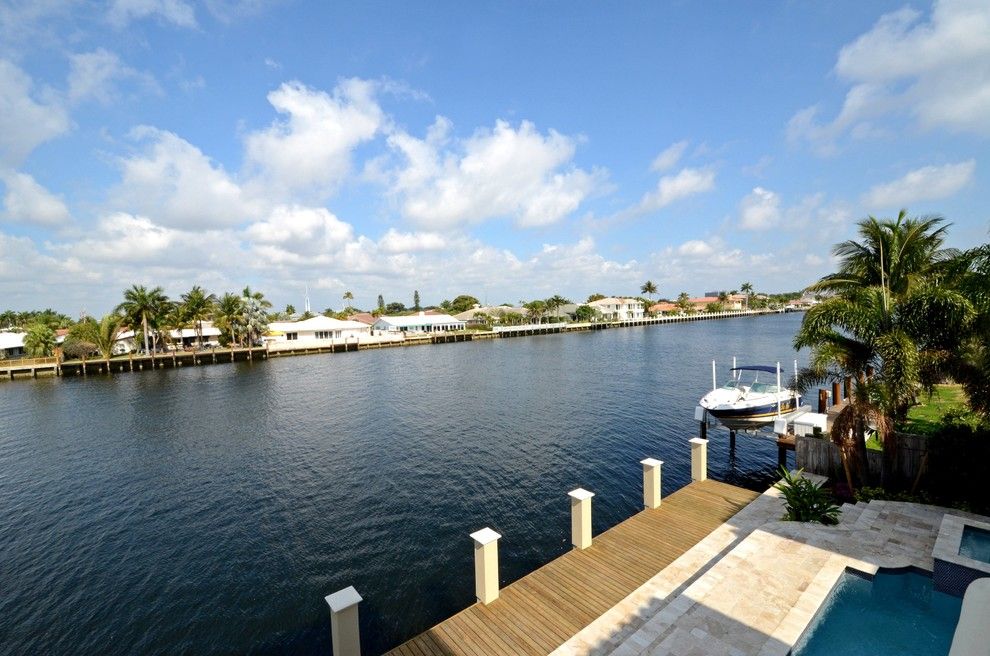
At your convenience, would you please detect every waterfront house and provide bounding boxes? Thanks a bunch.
[588,297,645,320]
[455,305,528,327]
[266,315,371,347]
[346,312,377,325]
[649,302,679,314]
[688,296,743,311]
[0,331,25,359]
[372,312,465,333]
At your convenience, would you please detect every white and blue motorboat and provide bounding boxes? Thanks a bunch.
[699,362,801,431]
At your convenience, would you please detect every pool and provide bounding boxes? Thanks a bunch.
[960,526,990,563]
[792,569,962,656]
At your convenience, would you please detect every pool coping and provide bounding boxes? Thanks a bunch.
[933,514,990,597]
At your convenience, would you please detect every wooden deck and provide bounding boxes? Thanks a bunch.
[384,479,760,656]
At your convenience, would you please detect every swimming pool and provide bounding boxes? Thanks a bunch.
[960,526,990,563]
[792,569,963,656]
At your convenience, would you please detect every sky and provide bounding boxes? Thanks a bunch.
[1,0,988,316]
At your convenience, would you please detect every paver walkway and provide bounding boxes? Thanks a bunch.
[383,480,759,656]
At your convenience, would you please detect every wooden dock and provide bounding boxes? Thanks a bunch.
[384,479,760,656]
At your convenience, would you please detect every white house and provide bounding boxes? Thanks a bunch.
[372,312,465,333]
[266,315,371,348]
[588,297,645,320]
[0,331,26,359]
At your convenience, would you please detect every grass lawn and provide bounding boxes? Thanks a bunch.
[898,384,969,435]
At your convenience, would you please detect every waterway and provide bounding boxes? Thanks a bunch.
[0,313,807,655]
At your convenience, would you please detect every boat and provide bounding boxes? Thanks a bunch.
[698,363,801,431]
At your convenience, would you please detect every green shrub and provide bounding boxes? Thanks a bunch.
[774,467,841,525]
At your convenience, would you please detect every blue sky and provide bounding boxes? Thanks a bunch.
[1,0,987,315]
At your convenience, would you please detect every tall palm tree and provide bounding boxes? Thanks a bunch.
[23,323,56,357]
[524,300,547,324]
[343,290,354,311]
[181,286,217,349]
[241,297,268,346]
[740,282,754,310]
[214,293,245,346]
[795,212,972,488]
[641,281,658,302]
[116,285,168,355]
[242,286,272,309]
[545,295,570,320]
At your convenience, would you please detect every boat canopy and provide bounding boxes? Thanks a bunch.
[730,365,779,374]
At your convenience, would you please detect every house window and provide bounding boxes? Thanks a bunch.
[286,332,298,341]
[315,331,331,339]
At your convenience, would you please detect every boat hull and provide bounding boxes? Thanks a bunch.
[704,398,799,430]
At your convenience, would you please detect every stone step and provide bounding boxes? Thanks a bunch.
[839,502,863,526]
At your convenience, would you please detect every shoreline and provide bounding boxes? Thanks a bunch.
[2,308,801,382]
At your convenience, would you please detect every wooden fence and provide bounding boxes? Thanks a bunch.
[795,433,928,484]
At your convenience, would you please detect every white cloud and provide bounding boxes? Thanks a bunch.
[245,205,354,258]
[107,0,197,28]
[739,187,781,230]
[111,127,262,230]
[386,118,603,229]
[863,160,975,209]
[651,140,689,172]
[676,239,714,257]
[378,229,448,254]
[1,171,70,226]
[636,167,716,214]
[0,59,70,167]
[245,78,384,196]
[68,48,160,105]
[789,0,990,153]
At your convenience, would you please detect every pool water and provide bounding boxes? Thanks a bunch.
[960,526,990,563]
[792,569,962,656]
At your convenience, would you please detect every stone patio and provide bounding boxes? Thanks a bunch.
[552,476,986,656]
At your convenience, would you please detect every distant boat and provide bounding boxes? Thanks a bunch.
[699,363,800,431]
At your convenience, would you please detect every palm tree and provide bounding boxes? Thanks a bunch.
[214,293,245,346]
[23,323,56,357]
[545,295,570,321]
[343,290,354,311]
[242,286,272,310]
[795,211,972,488]
[524,300,547,324]
[241,297,268,346]
[676,292,691,311]
[181,286,217,349]
[641,281,658,303]
[740,282,754,310]
[92,314,122,360]
[116,285,168,355]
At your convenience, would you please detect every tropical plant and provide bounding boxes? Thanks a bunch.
[214,293,244,346]
[774,467,841,525]
[242,286,272,310]
[116,285,169,355]
[376,295,385,314]
[641,281,658,302]
[342,290,354,311]
[413,290,421,311]
[573,305,599,322]
[241,297,268,346]
[23,323,56,357]
[524,299,547,324]
[181,286,217,349]
[676,292,691,311]
[740,282,754,309]
[587,293,605,303]
[92,314,122,359]
[545,295,570,320]
[285,304,296,317]
[449,295,479,314]
[795,212,974,488]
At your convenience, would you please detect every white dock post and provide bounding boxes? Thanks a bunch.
[469,527,501,604]
[325,586,362,656]
[568,488,595,549]
[640,458,663,509]
[689,438,708,481]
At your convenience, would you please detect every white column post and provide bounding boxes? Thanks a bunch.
[469,527,501,604]
[640,458,663,509]
[568,488,594,549]
[690,438,708,481]
[325,586,362,656]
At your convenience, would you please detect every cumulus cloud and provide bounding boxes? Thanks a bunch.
[739,187,781,230]
[863,160,975,209]
[651,140,689,172]
[386,118,603,229]
[245,205,354,258]
[676,239,714,257]
[111,127,262,230]
[636,167,716,214]
[1,171,70,226]
[245,78,385,196]
[0,59,70,167]
[789,0,990,153]
[107,0,197,28]
[68,48,160,105]
[377,229,448,254]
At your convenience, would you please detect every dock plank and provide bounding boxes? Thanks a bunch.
[384,479,759,656]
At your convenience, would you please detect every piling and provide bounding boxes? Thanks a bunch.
[689,438,708,481]
[640,458,663,509]
[470,527,501,604]
[568,488,594,549]
[818,389,828,414]
[831,382,841,406]
[325,586,362,656]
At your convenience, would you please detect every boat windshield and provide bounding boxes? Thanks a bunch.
[722,380,739,390]
[750,382,773,394]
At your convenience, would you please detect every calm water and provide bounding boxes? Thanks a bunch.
[792,569,962,656]
[0,313,807,655]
